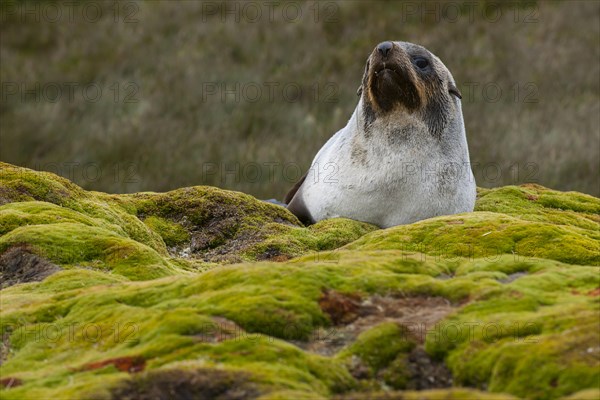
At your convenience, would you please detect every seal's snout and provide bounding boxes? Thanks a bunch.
[365,41,422,113]
[370,41,403,72]
[376,41,393,58]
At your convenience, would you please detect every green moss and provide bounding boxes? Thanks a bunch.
[336,388,520,399]
[1,202,108,235]
[0,222,176,280]
[198,338,356,394]
[425,264,600,400]
[0,162,87,205]
[0,164,377,275]
[2,252,598,399]
[337,322,415,373]
[1,163,599,399]
[309,218,380,250]
[0,163,167,254]
[126,188,377,263]
[142,216,189,247]
[476,185,600,229]
[243,218,378,261]
[438,309,599,399]
[345,212,599,265]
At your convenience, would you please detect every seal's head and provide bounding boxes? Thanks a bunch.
[357,41,462,138]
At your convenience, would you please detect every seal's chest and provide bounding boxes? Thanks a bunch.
[350,137,445,191]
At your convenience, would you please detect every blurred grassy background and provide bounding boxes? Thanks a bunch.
[1,0,598,198]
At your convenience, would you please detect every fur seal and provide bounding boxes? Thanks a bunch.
[285,41,476,228]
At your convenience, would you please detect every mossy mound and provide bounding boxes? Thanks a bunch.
[0,163,375,279]
[1,162,599,399]
[345,185,599,266]
[2,254,598,399]
[122,188,377,263]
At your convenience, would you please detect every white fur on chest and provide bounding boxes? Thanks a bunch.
[299,109,476,228]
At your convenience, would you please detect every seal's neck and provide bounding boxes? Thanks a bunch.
[350,96,471,161]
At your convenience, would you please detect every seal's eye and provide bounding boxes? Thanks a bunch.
[413,57,429,70]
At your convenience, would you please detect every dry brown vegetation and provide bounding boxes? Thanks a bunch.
[1,0,598,197]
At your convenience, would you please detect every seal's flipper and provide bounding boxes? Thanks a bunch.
[283,171,307,204]
[284,171,314,225]
[287,192,314,225]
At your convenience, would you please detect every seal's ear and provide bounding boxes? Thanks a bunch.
[449,83,462,99]
[356,85,363,97]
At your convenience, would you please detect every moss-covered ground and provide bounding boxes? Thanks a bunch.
[1,163,598,399]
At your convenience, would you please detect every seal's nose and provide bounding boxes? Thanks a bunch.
[377,41,393,58]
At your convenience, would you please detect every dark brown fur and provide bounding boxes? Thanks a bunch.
[284,170,314,224]
[283,171,306,204]
[358,41,462,139]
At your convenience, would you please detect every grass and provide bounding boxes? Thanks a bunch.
[0,0,598,198]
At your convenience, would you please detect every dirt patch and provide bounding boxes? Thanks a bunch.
[397,347,453,389]
[255,247,291,262]
[299,294,456,391]
[189,217,239,252]
[78,356,146,373]
[587,287,600,297]
[319,289,362,325]
[0,245,61,288]
[183,228,264,264]
[0,377,22,389]
[305,294,456,356]
[110,368,260,400]
[139,190,299,264]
